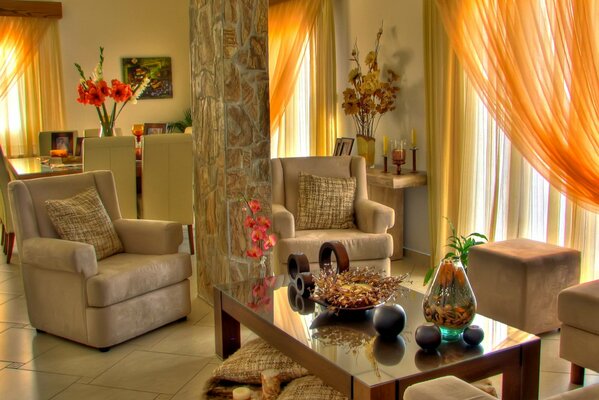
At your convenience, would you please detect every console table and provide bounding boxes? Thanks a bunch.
[365,169,427,260]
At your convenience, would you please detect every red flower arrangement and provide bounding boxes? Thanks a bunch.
[243,198,277,261]
[75,47,150,136]
[247,276,277,312]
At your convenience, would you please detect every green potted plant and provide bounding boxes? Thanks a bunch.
[423,218,488,286]
[168,108,192,132]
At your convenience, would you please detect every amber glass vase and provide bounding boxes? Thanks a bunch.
[356,134,375,168]
[422,258,477,341]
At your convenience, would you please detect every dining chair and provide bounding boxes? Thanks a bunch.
[84,128,100,137]
[84,128,123,137]
[0,146,14,263]
[83,137,137,219]
[141,134,194,254]
[38,131,53,156]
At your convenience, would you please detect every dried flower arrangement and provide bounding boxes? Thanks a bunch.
[311,267,407,311]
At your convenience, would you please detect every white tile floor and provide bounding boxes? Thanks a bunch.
[0,245,596,399]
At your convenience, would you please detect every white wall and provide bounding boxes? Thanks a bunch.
[57,0,190,135]
[335,0,430,254]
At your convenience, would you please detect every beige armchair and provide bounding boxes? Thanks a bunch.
[8,171,191,350]
[558,280,599,384]
[271,156,394,275]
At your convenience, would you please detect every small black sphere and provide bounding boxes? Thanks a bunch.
[415,324,442,351]
[373,304,406,338]
[463,325,484,346]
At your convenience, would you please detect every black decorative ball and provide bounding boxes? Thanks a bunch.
[373,304,406,338]
[463,325,484,346]
[415,324,442,351]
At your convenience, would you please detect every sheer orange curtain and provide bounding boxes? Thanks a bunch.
[0,17,51,100]
[268,0,322,134]
[435,0,599,213]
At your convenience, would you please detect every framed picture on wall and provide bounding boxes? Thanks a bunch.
[143,123,168,135]
[121,56,173,99]
[333,137,354,156]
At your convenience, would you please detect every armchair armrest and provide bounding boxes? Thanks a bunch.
[22,237,98,278]
[114,219,183,254]
[355,199,395,234]
[272,203,295,239]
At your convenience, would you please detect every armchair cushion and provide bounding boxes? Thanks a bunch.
[558,280,599,335]
[45,186,123,260]
[87,253,192,307]
[296,172,356,230]
[278,229,392,262]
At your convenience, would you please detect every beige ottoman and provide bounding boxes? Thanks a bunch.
[403,376,495,400]
[546,384,599,399]
[468,239,580,334]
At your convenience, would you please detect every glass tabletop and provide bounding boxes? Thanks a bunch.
[217,275,538,387]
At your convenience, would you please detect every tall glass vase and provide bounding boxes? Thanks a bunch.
[356,134,375,168]
[422,258,477,341]
[99,122,116,137]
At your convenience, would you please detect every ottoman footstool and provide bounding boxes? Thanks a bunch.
[469,239,580,334]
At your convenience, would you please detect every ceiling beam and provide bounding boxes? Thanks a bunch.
[0,1,62,18]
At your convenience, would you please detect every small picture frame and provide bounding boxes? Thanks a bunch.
[51,131,76,155]
[75,137,84,157]
[333,137,354,156]
[143,123,168,135]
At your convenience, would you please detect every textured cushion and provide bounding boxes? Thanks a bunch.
[86,253,192,307]
[278,375,348,400]
[296,172,356,230]
[45,187,123,260]
[546,384,599,400]
[210,338,308,385]
[404,376,496,400]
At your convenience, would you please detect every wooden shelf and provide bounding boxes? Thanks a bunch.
[366,169,427,189]
[0,1,62,18]
[366,168,427,260]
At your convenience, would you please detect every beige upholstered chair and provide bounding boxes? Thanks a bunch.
[271,156,394,275]
[558,280,599,384]
[141,134,194,254]
[38,131,52,156]
[83,136,137,219]
[8,171,191,350]
[0,146,14,263]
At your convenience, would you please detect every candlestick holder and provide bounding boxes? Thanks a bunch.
[410,147,418,173]
[391,148,406,175]
[382,155,388,173]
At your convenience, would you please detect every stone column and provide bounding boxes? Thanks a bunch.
[190,0,270,302]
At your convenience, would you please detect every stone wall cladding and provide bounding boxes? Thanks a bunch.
[191,0,271,302]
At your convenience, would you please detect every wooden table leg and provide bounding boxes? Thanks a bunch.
[502,339,540,399]
[214,288,240,359]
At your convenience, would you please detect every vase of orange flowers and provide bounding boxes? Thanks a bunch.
[342,25,400,167]
[75,47,150,137]
[243,198,277,278]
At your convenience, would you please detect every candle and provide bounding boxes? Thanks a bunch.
[411,128,416,147]
[232,386,251,400]
[383,135,388,155]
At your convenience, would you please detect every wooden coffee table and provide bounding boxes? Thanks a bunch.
[214,276,540,399]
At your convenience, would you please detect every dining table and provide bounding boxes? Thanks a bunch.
[7,157,83,180]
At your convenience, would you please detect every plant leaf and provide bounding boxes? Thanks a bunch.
[423,267,435,286]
